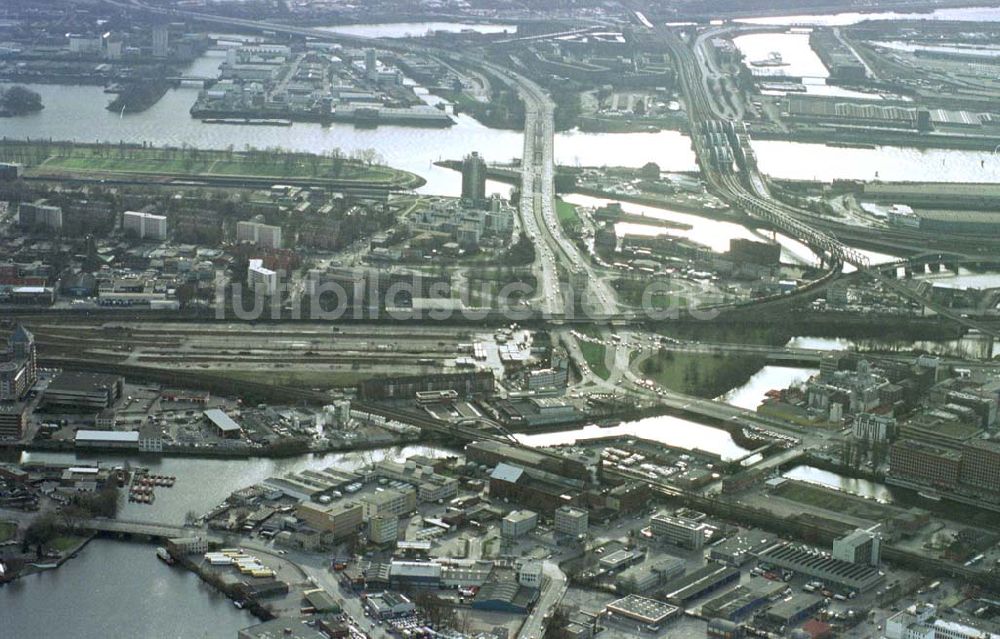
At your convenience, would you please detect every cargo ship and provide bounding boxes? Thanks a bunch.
[750,52,788,67]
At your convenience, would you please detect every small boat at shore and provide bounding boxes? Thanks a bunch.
[156,547,176,565]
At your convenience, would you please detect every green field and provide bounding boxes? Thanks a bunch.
[773,481,891,522]
[0,141,419,185]
[0,521,16,543]
[640,350,766,398]
[575,327,610,379]
[556,199,581,230]
[222,369,383,390]
[48,535,85,553]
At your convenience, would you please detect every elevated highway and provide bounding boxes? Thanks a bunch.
[659,26,1000,341]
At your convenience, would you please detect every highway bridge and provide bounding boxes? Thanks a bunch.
[79,518,191,539]
[659,26,1000,341]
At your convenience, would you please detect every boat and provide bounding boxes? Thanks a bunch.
[201,118,293,127]
[233,600,245,609]
[156,547,176,565]
[750,52,788,67]
[918,491,942,502]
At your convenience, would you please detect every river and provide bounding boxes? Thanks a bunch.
[514,415,751,460]
[736,4,1000,25]
[2,539,256,639]
[19,445,451,525]
[783,464,894,502]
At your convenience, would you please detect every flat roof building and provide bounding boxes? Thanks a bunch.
[203,408,242,438]
[43,372,123,410]
[757,543,884,592]
[651,513,707,549]
[75,429,139,450]
[604,594,680,630]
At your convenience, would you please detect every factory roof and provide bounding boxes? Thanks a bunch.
[204,408,242,433]
[605,594,679,625]
[75,430,139,443]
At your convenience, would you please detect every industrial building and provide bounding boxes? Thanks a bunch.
[603,594,680,630]
[357,371,494,401]
[709,530,778,566]
[700,582,787,622]
[663,562,740,604]
[203,408,243,438]
[295,500,364,540]
[763,595,825,628]
[362,487,417,520]
[74,430,139,450]
[756,543,885,592]
[614,555,685,593]
[43,372,123,410]
[373,459,458,503]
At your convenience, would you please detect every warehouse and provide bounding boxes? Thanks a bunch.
[75,430,139,450]
[203,409,243,438]
[43,372,123,410]
[604,594,680,631]
[763,595,825,627]
[756,543,884,592]
[710,530,778,566]
[700,582,786,622]
[664,562,740,604]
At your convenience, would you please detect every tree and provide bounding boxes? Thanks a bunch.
[0,86,43,116]
[639,162,661,180]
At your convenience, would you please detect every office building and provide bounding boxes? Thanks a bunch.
[236,220,283,249]
[295,500,364,540]
[501,509,538,539]
[0,325,37,401]
[0,403,27,440]
[123,211,167,240]
[461,152,487,205]
[368,515,398,545]
[362,487,417,520]
[43,372,123,410]
[554,506,589,537]
[958,439,1000,493]
[650,513,707,549]
[832,528,881,567]
[248,259,278,296]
